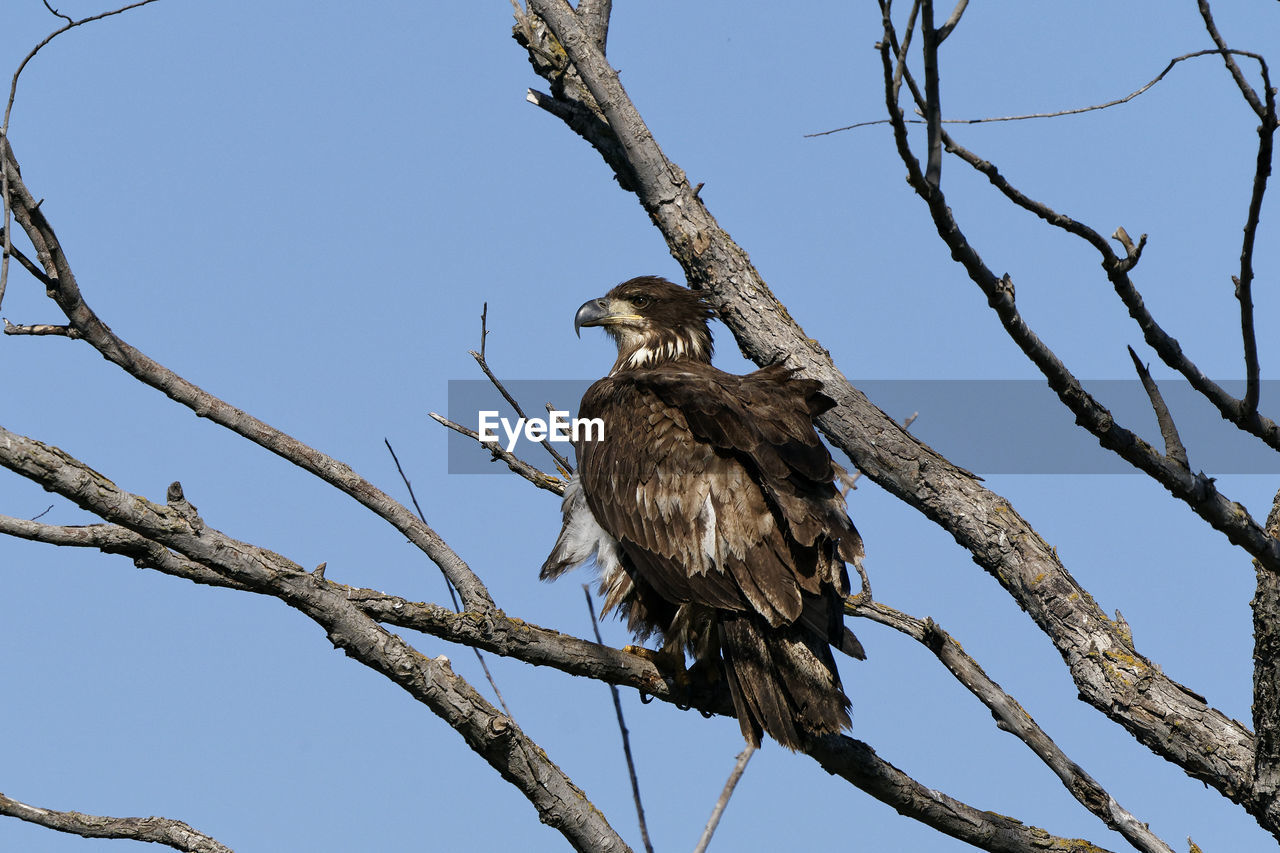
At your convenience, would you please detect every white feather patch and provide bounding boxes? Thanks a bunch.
[545,475,629,610]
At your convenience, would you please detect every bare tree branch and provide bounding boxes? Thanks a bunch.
[880,37,1280,452]
[384,438,513,718]
[469,333,573,475]
[0,229,51,285]
[584,586,653,853]
[1127,346,1190,470]
[2,0,166,312]
[934,0,967,44]
[428,411,566,495]
[807,735,1120,853]
[0,426,632,853]
[808,47,1271,137]
[692,745,755,853]
[1194,2,1275,418]
[919,0,942,189]
[891,0,921,105]
[0,792,232,853]
[849,598,1177,853]
[1233,75,1275,418]
[0,143,494,614]
[1253,490,1280,828]
[576,0,612,52]
[875,23,1280,578]
[1196,0,1266,119]
[3,319,79,337]
[0,486,1118,853]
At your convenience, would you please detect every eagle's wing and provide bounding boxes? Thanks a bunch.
[576,364,861,632]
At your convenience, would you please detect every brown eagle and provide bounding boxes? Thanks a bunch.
[542,276,865,750]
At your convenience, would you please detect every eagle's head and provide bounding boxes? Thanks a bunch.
[574,276,714,372]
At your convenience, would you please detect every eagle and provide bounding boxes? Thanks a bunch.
[541,276,865,750]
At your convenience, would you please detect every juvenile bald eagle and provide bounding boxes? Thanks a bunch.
[542,276,864,750]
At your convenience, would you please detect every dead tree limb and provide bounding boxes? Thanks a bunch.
[0,141,494,614]
[849,599,1176,853]
[0,425,632,853]
[0,792,231,853]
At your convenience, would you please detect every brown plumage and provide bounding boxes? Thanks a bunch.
[542,276,865,750]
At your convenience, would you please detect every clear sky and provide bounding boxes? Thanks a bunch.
[1,2,1278,851]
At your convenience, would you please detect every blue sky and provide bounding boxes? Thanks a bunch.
[1,2,1278,851]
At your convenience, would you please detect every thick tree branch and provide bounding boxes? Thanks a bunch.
[0,143,493,614]
[850,599,1176,853]
[0,792,231,853]
[1253,490,1280,826]
[518,0,1261,825]
[0,426,630,853]
[807,736,1118,853]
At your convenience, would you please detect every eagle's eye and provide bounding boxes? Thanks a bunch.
[631,295,651,309]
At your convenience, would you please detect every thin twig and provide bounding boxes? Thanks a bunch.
[2,0,166,311]
[427,412,566,495]
[1127,347,1190,470]
[890,0,921,104]
[1234,68,1275,417]
[691,744,756,853]
[384,438,512,717]
[0,230,52,285]
[40,1,74,24]
[808,48,1269,138]
[583,585,653,853]
[470,306,574,475]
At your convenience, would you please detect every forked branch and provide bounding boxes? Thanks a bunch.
[0,141,494,614]
[0,424,631,853]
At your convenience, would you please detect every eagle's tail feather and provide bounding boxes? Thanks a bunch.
[718,614,850,751]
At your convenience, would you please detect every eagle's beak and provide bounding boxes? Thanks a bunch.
[574,297,613,338]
